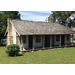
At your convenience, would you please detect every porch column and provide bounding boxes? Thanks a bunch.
[72,34,73,46]
[69,34,71,45]
[65,35,67,47]
[50,35,52,48]
[32,35,35,50]
[43,35,45,49]
[59,35,61,47]
[21,36,23,52]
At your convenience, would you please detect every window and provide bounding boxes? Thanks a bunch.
[22,35,26,44]
[56,35,60,41]
[36,35,41,43]
[67,35,69,41]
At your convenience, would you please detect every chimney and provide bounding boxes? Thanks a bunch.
[7,18,12,27]
[7,18,11,22]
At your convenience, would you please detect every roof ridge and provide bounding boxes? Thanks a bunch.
[10,19,72,29]
[10,19,60,24]
[10,19,47,23]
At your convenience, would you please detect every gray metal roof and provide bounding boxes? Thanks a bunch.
[10,19,75,35]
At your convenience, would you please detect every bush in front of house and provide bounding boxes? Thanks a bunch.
[6,44,20,56]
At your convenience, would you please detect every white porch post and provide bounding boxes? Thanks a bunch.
[21,35,23,52]
[65,35,67,47]
[72,34,73,46]
[32,35,35,50]
[43,35,45,49]
[59,35,61,47]
[69,35,71,44]
[50,35,52,48]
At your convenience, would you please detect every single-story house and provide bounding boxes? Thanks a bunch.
[5,18,75,51]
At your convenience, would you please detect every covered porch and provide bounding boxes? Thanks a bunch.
[18,34,74,51]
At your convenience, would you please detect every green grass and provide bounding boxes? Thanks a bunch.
[0,46,75,64]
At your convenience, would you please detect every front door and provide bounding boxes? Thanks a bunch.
[61,35,65,45]
[29,35,33,48]
[45,35,50,47]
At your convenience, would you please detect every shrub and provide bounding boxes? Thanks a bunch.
[6,44,20,56]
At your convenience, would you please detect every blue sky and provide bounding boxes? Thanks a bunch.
[19,11,51,22]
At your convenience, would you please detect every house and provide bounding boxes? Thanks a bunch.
[5,18,75,51]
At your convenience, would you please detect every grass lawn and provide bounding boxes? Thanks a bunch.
[0,46,75,64]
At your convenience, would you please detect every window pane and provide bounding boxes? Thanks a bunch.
[36,35,41,43]
[23,35,26,44]
[56,35,60,41]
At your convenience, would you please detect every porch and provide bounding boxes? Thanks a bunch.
[18,34,74,51]
[23,45,73,52]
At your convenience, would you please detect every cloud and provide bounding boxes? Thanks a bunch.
[36,11,52,14]
[19,11,32,16]
[19,11,51,21]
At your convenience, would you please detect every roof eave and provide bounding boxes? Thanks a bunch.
[10,20,20,36]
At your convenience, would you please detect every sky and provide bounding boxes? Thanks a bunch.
[19,11,51,22]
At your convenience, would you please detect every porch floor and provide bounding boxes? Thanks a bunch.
[22,44,74,52]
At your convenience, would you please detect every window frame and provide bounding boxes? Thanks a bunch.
[35,35,41,43]
[22,35,26,44]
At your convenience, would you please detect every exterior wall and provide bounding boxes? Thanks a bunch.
[55,35,59,46]
[17,34,72,51]
[73,35,75,43]
[34,35,42,48]
[20,35,71,50]
[55,35,71,46]
[16,36,20,46]
[23,35,28,49]
[21,35,43,49]
[71,28,75,43]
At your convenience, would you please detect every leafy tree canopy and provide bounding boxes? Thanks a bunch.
[48,11,75,28]
[0,11,20,44]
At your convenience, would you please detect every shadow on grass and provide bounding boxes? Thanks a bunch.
[6,53,23,57]
[0,44,6,46]
[0,46,6,47]
[17,53,23,56]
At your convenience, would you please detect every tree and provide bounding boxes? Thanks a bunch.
[48,11,75,27]
[0,11,20,45]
